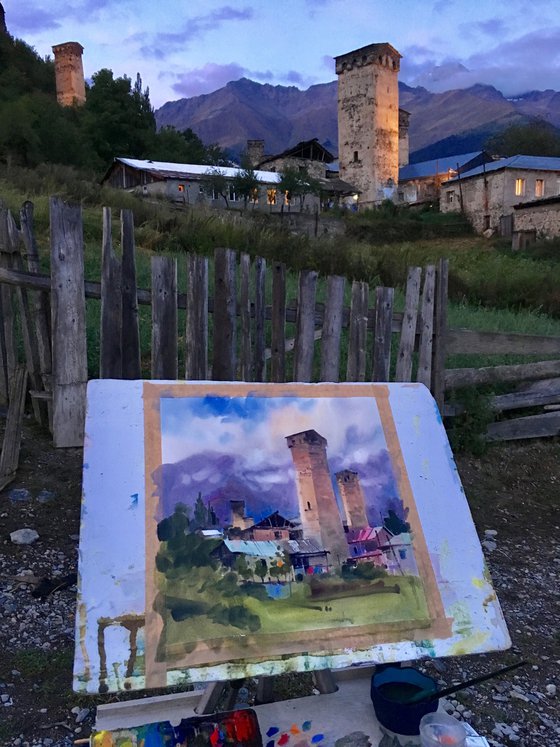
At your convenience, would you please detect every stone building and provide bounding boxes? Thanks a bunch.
[440,155,560,233]
[52,41,86,106]
[513,196,560,239]
[335,470,369,529]
[335,42,402,207]
[286,429,349,568]
[399,151,492,205]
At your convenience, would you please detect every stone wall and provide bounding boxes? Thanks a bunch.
[514,203,560,238]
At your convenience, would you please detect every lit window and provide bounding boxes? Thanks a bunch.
[535,179,544,198]
[267,188,277,205]
[178,184,185,192]
[284,190,291,205]
[250,187,259,203]
[515,178,526,196]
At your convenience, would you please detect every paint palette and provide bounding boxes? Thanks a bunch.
[74,381,510,694]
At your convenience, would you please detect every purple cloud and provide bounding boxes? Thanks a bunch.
[9,6,60,32]
[135,6,254,57]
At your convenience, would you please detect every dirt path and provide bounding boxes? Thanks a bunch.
[0,419,558,746]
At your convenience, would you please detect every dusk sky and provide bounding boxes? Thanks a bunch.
[5,0,559,108]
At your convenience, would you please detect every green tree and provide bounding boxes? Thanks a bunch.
[202,167,230,206]
[277,165,321,210]
[485,121,560,157]
[82,68,156,166]
[232,166,260,209]
[255,558,268,583]
[234,553,254,582]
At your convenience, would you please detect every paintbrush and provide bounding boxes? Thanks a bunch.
[404,660,529,704]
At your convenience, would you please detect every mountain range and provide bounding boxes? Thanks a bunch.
[155,78,560,163]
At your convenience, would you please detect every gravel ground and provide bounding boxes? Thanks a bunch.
[0,419,558,746]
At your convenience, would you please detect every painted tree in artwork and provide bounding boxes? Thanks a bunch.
[234,553,254,583]
[255,558,268,583]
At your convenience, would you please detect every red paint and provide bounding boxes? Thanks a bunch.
[210,726,221,746]
[278,733,290,745]
[232,710,257,742]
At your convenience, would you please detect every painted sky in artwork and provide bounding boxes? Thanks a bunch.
[158,395,403,526]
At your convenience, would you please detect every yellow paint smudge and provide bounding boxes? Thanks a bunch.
[472,577,486,590]
[449,630,490,656]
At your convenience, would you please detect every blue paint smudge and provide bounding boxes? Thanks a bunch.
[266,741,276,747]
[311,734,324,743]
[129,493,139,509]
[267,726,280,737]
[302,721,312,732]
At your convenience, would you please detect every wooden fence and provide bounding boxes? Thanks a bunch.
[1,197,559,450]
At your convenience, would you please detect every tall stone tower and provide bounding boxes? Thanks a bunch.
[286,429,348,568]
[52,42,86,106]
[335,42,402,207]
[0,2,7,35]
[335,470,369,529]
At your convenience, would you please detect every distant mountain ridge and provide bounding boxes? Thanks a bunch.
[155,78,560,162]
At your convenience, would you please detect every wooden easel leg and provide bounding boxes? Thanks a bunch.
[255,675,275,705]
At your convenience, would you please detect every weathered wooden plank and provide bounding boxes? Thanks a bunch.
[445,360,560,389]
[320,275,345,382]
[151,256,178,380]
[50,197,88,447]
[185,253,208,380]
[0,365,27,490]
[20,200,52,426]
[486,411,560,442]
[213,247,237,381]
[100,207,122,379]
[0,208,17,401]
[444,386,560,417]
[12,248,46,424]
[431,258,448,409]
[346,281,368,382]
[294,270,318,383]
[270,262,286,383]
[446,328,560,356]
[253,256,266,382]
[121,209,141,379]
[239,253,252,381]
[416,265,436,389]
[372,286,394,382]
[395,267,421,382]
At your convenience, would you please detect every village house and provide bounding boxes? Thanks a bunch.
[398,151,493,205]
[101,156,327,212]
[440,155,560,234]
[513,194,560,239]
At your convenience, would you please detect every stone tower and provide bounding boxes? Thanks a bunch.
[399,109,410,167]
[286,429,348,568]
[247,139,265,167]
[0,2,7,35]
[335,42,402,207]
[336,470,369,529]
[52,42,86,106]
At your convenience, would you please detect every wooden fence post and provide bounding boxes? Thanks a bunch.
[372,287,394,381]
[213,247,237,380]
[417,265,436,389]
[239,253,253,381]
[121,209,141,379]
[151,256,177,379]
[346,280,368,382]
[431,258,449,409]
[395,267,421,382]
[270,262,286,383]
[100,207,122,378]
[20,201,52,426]
[253,256,266,382]
[50,197,88,447]
[294,270,317,383]
[185,253,208,380]
[0,207,17,402]
[320,275,345,382]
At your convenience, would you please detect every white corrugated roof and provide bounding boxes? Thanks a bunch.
[224,539,281,556]
[115,157,282,184]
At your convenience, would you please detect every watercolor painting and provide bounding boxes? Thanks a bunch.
[74,381,510,694]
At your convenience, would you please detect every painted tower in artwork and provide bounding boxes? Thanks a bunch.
[335,42,402,207]
[52,42,86,106]
[286,429,348,568]
[336,470,369,529]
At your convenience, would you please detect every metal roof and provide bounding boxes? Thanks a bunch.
[280,538,327,555]
[113,157,282,184]
[224,539,281,557]
[399,152,485,181]
[445,155,560,183]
